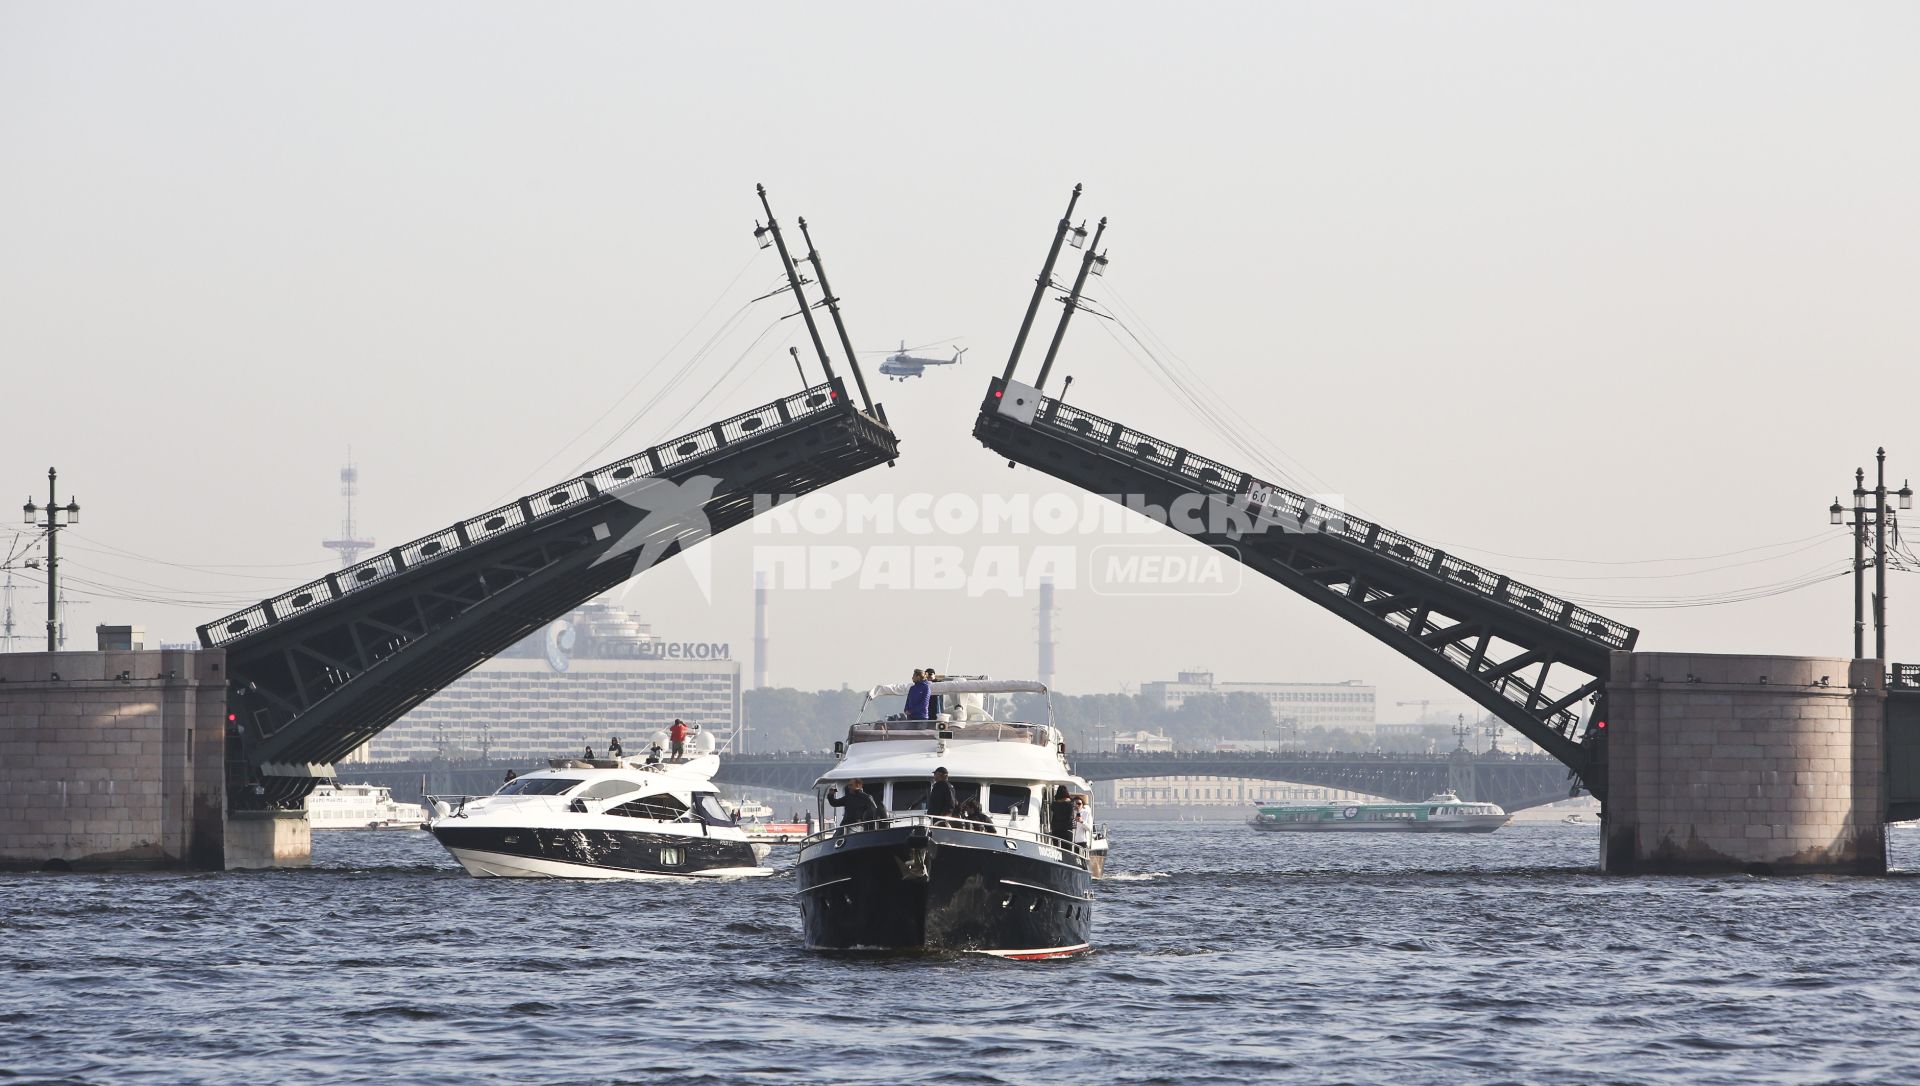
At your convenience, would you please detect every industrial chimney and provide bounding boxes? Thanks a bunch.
[1037,576,1056,690]
[753,571,769,690]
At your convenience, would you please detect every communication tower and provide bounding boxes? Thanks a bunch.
[322,453,375,568]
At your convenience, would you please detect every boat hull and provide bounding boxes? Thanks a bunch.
[431,824,767,879]
[796,823,1092,957]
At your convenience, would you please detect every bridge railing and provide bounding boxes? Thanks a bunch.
[200,380,853,649]
[1894,664,1920,690]
[1027,393,1637,653]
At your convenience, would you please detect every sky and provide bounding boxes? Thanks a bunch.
[2,2,1918,721]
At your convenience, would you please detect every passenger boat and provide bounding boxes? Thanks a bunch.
[307,782,426,830]
[795,678,1099,959]
[425,738,770,879]
[1248,792,1509,833]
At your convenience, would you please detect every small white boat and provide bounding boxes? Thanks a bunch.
[307,782,427,830]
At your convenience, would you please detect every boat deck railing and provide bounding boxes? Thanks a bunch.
[848,720,1051,745]
[798,812,1091,860]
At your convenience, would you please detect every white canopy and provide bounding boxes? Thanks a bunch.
[864,679,1050,699]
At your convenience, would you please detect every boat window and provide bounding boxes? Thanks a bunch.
[890,781,931,812]
[951,782,982,809]
[692,793,736,826]
[579,779,642,801]
[495,777,582,796]
[608,794,689,820]
[987,784,1030,817]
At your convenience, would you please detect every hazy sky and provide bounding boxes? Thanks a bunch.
[3,3,1917,720]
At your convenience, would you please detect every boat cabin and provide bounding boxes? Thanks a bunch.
[812,678,1089,839]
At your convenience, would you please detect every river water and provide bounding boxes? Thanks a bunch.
[4,821,1920,1085]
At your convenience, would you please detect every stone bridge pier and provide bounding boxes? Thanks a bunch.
[1603,651,1885,874]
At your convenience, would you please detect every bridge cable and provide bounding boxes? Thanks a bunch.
[494,253,765,499]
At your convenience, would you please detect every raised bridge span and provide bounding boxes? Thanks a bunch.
[194,190,901,811]
[971,186,1640,801]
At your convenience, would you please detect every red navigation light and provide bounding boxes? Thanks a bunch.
[829,389,838,400]
[1594,719,1607,730]
[227,712,237,722]
[994,389,1004,398]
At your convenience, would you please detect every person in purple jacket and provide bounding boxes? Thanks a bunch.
[904,669,932,720]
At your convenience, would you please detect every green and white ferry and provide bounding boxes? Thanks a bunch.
[1249,792,1509,834]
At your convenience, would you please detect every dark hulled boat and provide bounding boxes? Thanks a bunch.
[795,678,1098,958]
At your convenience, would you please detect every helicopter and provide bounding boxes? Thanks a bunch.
[876,340,968,381]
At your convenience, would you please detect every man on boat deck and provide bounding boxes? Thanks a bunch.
[1048,785,1076,845]
[827,778,881,826]
[925,667,943,720]
[904,669,931,721]
[669,719,691,759]
[927,767,958,819]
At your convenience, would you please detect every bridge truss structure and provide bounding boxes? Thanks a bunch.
[974,377,1636,797]
[200,380,897,809]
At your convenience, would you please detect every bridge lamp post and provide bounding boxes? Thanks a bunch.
[1830,449,1912,661]
[22,467,80,653]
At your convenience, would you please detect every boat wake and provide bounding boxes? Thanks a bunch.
[1104,871,1170,882]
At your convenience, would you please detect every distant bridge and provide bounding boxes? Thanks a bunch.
[706,750,1576,812]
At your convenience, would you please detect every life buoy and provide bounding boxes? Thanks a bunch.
[1342,806,1359,820]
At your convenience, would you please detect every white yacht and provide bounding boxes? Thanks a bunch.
[795,678,1099,959]
[307,782,426,830]
[426,736,770,879]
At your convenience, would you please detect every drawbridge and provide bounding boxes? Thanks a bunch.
[198,189,900,809]
[973,187,1639,797]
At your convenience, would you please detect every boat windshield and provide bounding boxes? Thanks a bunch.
[692,793,737,826]
[496,777,582,796]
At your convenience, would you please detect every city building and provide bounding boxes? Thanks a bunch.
[1140,670,1376,731]
[353,601,740,764]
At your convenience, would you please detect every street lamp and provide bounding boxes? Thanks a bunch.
[21,467,81,652]
[1830,448,1906,661]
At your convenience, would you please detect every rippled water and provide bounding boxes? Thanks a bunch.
[5,822,1920,1085]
